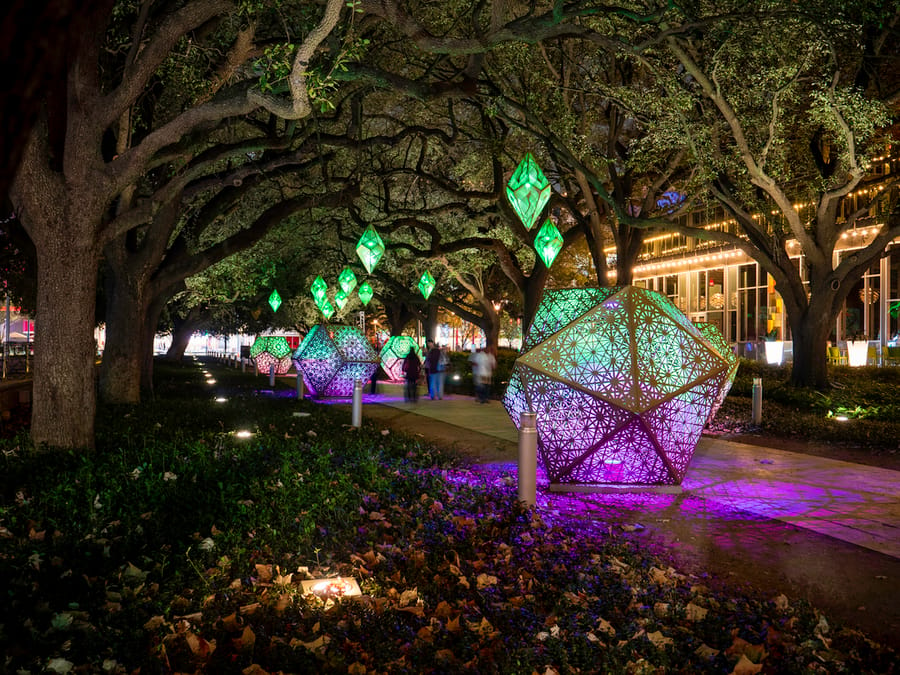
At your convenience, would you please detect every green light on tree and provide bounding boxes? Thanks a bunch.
[418,270,436,299]
[338,267,357,294]
[358,282,374,306]
[534,219,563,268]
[506,153,551,230]
[320,299,335,320]
[268,289,282,312]
[356,226,385,273]
[334,289,349,310]
[311,276,327,303]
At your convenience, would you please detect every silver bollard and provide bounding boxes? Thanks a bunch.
[518,411,538,507]
[296,373,305,399]
[269,364,276,387]
[751,377,762,425]
[242,357,246,373]
[351,379,363,427]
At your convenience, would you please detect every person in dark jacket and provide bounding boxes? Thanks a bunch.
[402,349,421,403]
[425,342,444,400]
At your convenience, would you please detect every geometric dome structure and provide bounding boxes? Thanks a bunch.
[378,336,422,382]
[292,325,379,397]
[503,286,733,488]
[694,321,739,423]
[250,335,293,375]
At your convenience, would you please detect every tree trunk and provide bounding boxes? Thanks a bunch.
[31,237,99,449]
[165,308,202,362]
[140,295,168,392]
[99,273,147,404]
[788,294,835,389]
[521,266,550,334]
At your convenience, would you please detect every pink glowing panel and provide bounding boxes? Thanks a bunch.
[378,336,422,382]
[250,336,294,375]
[503,286,733,487]
[292,324,379,397]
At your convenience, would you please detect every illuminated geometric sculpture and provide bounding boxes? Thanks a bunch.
[506,152,551,230]
[311,276,328,303]
[378,336,422,382]
[293,325,379,397]
[250,335,293,375]
[338,267,357,294]
[319,299,335,320]
[268,289,282,313]
[534,219,563,268]
[358,282,374,306]
[356,226,385,274]
[334,290,349,310]
[503,286,733,488]
[694,322,739,422]
[418,270,436,300]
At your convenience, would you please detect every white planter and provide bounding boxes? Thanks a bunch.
[764,340,784,365]
[847,340,868,367]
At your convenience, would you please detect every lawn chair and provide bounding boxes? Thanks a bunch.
[886,346,900,366]
[868,345,879,366]
[827,346,847,365]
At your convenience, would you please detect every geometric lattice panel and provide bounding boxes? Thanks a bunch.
[694,322,739,423]
[250,335,294,375]
[378,336,422,382]
[503,286,731,487]
[292,325,379,397]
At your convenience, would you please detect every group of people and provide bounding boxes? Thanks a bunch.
[401,341,496,404]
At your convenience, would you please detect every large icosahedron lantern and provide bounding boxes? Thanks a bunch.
[293,325,379,397]
[378,336,422,382]
[250,336,293,375]
[502,286,733,488]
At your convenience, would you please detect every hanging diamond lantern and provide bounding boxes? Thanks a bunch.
[356,226,385,273]
[506,153,551,230]
[334,290,349,310]
[338,267,357,294]
[534,219,563,268]
[311,276,327,303]
[320,299,335,320]
[268,289,282,313]
[358,282,374,306]
[418,270,436,299]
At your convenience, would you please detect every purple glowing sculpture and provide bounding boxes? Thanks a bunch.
[292,324,379,397]
[378,336,422,382]
[503,286,734,489]
[250,335,294,375]
[694,321,739,423]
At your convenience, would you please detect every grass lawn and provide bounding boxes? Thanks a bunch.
[0,359,897,673]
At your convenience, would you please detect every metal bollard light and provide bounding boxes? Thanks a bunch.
[751,377,762,425]
[269,364,276,387]
[351,379,363,427]
[518,411,538,507]
[296,373,305,399]
[242,357,246,373]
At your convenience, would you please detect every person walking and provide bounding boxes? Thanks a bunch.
[425,342,444,400]
[469,347,496,403]
[402,349,421,403]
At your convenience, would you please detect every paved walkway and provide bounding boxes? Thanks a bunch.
[349,383,900,647]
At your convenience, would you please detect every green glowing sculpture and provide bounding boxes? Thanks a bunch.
[534,219,563,268]
[338,267,357,294]
[506,153,551,230]
[356,226,385,274]
[418,270,436,300]
[334,290,349,310]
[268,289,282,313]
[358,282,374,306]
[249,335,293,374]
[502,286,733,488]
[311,276,327,303]
[320,298,335,320]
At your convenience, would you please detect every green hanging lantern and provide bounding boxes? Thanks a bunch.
[534,219,564,268]
[358,282,374,306]
[268,289,282,313]
[334,289,349,310]
[418,270,436,300]
[311,275,327,303]
[356,226,385,274]
[338,267,357,294]
[506,153,551,230]
[320,298,335,320]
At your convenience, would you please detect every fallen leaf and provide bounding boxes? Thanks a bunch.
[773,594,789,611]
[685,602,709,621]
[348,663,367,675]
[646,630,673,648]
[255,564,273,582]
[476,573,498,589]
[695,643,720,659]
[731,654,763,675]
[399,588,418,607]
[46,658,74,674]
